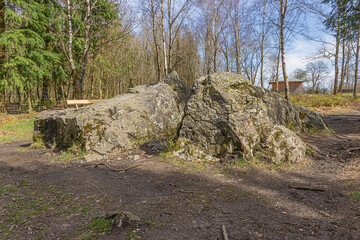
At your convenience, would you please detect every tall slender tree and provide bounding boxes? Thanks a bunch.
[354,26,360,97]
[280,0,290,101]
[259,0,266,88]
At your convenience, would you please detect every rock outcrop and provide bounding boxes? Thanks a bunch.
[175,73,328,164]
[34,72,191,161]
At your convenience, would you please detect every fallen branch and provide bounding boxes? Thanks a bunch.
[222,224,229,240]
[90,183,101,193]
[120,163,144,172]
[110,176,123,179]
[95,162,143,172]
[57,194,66,205]
[178,190,194,193]
[47,197,56,205]
[289,185,325,192]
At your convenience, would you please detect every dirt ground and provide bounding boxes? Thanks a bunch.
[0,114,359,240]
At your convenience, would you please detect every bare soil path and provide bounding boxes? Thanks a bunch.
[0,114,359,239]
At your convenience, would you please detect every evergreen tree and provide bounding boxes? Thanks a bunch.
[323,0,360,37]
[0,0,5,111]
[0,0,60,111]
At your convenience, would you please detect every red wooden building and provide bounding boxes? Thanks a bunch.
[268,78,304,94]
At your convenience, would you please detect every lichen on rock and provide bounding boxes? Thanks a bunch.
[34,72,191,161]
[175,72,328,164]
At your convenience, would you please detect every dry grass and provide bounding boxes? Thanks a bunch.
[290,94,360,114]
[0,114,36,144]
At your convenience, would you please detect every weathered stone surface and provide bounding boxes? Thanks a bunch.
[34,72,191,161]
[175,73,327,163]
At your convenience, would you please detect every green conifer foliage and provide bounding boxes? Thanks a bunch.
[0,0,60,98]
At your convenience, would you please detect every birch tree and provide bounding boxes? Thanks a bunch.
[280,0,290,100]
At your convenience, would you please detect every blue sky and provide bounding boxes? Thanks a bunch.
[283,9,336,89]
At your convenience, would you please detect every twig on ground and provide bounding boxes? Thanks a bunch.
[95,162,144,172]
[47,197,56,205]
[110,176,123,179]
[57,194,66,205]
[64,203,75,209]
[289,185,325,192]
[90,183,101,193]
[222,224,229,240]
[120,163,144,172]
[179,190,194,193]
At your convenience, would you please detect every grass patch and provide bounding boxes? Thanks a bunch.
[87,216,113,234]
[125,229,139,240]
[307,127,333,134]
[145,220,165,231]
[0,114,35,144]
[306,147,314,156]
[0,176,116,239]
[160,154,208,173]
[225,158,249,168]
[349,191,360,202]
[291,94,359,108]
[54,150,85,163]
[290,94,360,114]
[49,143,86,163]
[219,155,306,176]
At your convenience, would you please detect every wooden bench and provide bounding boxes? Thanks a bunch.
[66,99,101,108]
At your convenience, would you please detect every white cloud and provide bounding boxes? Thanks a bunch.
[286,38,321,73]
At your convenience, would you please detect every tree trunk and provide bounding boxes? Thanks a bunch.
[234,29,241,74]
[275,41,281,93]
[213,5,218,73]
[150,0,161,81]
[161,0,168,76]
[67,0,76,72]
[27,92,32,114]
[260,0,266,88]
[41,77,51,105]
[280,0,290,101]
[90,70,95,99]
[0,0,4,62]
[168,0,172,71]
[333,28,340,95]
[1,89,5,113]
[224,38,230,72]
[54,78,58,101]
[105,75,109,99]
[66,0,76,94]
[99,77,103,99]
[75,0,91,99]
[353,26,360,97]
[233,0,241,75]
[61,83,66,108]
[344,41,351,90]
[339,38,346,93]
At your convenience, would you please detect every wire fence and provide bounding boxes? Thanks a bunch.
[0,81,133,115]
[0,91,77,115]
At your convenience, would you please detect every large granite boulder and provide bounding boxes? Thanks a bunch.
[34,72,191,161]
[175,73,328,164]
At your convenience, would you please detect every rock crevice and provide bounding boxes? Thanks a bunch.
[34,72,191,161]
[35,72,328,164]
[175,73,328,163]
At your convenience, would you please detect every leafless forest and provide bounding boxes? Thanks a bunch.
[0,0,359,111]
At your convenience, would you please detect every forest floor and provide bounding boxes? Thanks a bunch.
[0,112,360,239]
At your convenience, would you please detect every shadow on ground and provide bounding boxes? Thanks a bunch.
[0,114,359,239]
